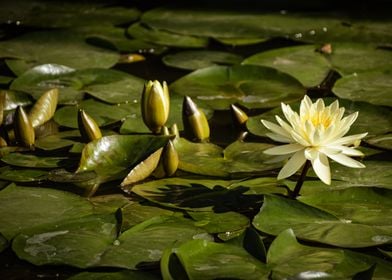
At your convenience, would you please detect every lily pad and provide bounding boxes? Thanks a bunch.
[0,166,48,182]
[0,31,119,75]
[54,99,136,129]
[242,45,331,88]
[11,65,145,104]
[1,153,68,169]
[333,70,392,107]
[246,98,392,138]
[35,130,81,151]
[131,177,280,212]
[162,239,269,280]
[253,195,392,248]
[366,133,392,150]
[127,22,209,48]
[142,7,392,44]
[77,135,169,182]
[12,214,117,268]
[2,90,32,111]
[170,65,305,110]
[163,50,243,70]
[68,270,159,280]
[327,43,392,76]
[98,216,211,269]
[0,184,94,240]
[268,229,392,279]
[0,0,140,28]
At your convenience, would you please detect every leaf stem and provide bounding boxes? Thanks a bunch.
[290,160,311,199]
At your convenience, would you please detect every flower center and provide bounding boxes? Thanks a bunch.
[303,112,331,128]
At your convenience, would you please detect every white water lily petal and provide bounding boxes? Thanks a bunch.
[264,143,304,155]
[265,133,292,143]
[327,153,366,168]
[311,152,331,185]
[277,150,306,180]
[329,145,364,156]
[330,133,368,146]
[261,120,291,138]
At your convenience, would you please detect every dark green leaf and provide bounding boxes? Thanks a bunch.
[1,153,68,169]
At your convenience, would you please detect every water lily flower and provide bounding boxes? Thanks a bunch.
[141,80,170,134]
[262,95,367,185]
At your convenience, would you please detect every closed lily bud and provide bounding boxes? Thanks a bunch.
[182,96,210,142]
[230,104,248,129]
[141,80,170,134]
[78,109,102,142]
[162,140,179,177]
[14,106,35,148]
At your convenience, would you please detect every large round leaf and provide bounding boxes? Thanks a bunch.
[68,271,159,280]
[328,43,392,76]
[11,65,144,104]
[77,135,169,182]
[35,130,81,151]
[1,153,68,169]
[0,184,94,240]
[98,216,211,269]
[333,70,392,107]
[0,1,140,28]
[0,31,119,75]
[267,229,392,279]
[253,195,392,248]
[142,7,392,44]
[171,65,305,110]
[54,99,137,129]
[0,166,47,183]
[163,50,243,70]
[242,45,331,88]
[127,22,209,48]
[162,239,269,280]
[12,214,117,268]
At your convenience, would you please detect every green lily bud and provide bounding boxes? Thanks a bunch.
[141,80,170,134]
[162,140,179,177]
[169,123,180,139]
[78,109,102,142]
[14,106,35,148]
[161,126,170,136]
[230,104,248,129]
[28,88,59,128]
[182,96,210,142]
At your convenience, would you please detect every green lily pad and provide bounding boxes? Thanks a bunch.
[0,75,13,84]
[127,22,209,48]
[0,31,119,75]
[163,50,243,70]
[35,130,81,151]
[0,233,7,253]
[170,65,305,110]
[174,138,281,177]
[189,211,249,235]
[77,135,169,182]
[0,184,94,240]
[54,99,136,128]
[98,216,211,269]
[121,202,175,231]
[1,153,68,169]
[268,229,392,279]
[0,166,48,182]
[214,37,267,46]
[333,70,392,107]
[12,214,117,268]
[299,187,392,226]
[366,133,392,150]
[253,195,392,248]
[142,8,392,44]
[90,194,131,215]
[329,161,392,188]
[247,98,392,138]
[11,65,144,104]
[0,0,140,28]
[242,45,331,88]
[161,239,269,280]
[68,270,159,280]
[131,177,280,212]
[328,43,392,76]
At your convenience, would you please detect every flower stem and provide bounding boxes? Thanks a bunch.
[290,160,311,199]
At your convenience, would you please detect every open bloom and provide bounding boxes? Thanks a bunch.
[262,95,367,185]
